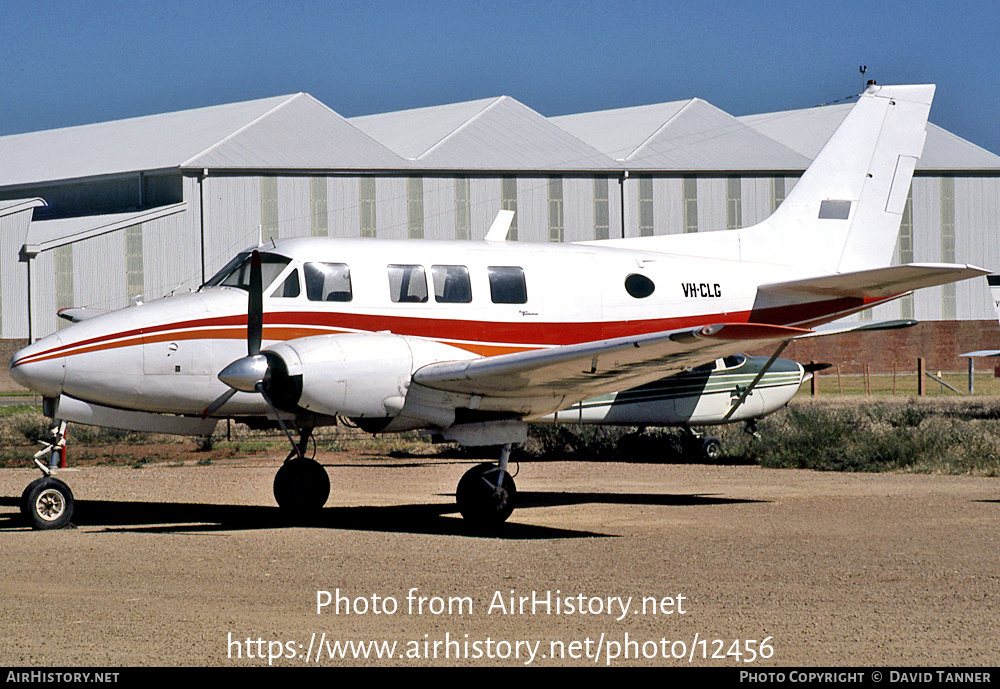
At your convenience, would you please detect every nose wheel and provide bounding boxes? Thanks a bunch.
[20,420,75,530]
[21,476,75,530]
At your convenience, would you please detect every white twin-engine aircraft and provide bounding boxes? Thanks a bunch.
[9,84,987,529]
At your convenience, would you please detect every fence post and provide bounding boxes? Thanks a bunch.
[917,357,925,396]
[968,357,974,394]
[810,361,818,395]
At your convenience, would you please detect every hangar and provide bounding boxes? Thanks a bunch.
[1,90,998,388]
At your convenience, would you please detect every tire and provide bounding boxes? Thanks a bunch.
[273,458,330,516]
[23,477,74,530]
[456,462,516,527]
[701,437,723,461]
[20,477,47,519]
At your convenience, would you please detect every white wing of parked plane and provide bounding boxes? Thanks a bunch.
[414,322,809,400]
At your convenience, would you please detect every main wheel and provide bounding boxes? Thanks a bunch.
[456,462,516,527]
[273,458,330,517]
[23,477,74,530]
[701,436,723,461]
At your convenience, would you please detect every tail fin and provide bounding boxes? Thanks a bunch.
[591,84,935,276]
[744,83,933,272]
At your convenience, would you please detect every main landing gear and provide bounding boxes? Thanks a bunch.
[21,421,75,530]
[271,418,330,517]
[681,427,723,462]
[456,444,517,528]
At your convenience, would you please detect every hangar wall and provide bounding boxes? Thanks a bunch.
[10,169,1000,342]
[2,92,999,393]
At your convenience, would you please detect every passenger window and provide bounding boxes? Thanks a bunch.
[304,263,352,302]
[273,269,301,298]
[488,266,527,304]
[388,264,428,303]
[432,265,472,303]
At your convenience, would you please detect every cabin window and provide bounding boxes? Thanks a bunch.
[432,265,472,303]
[273,269,301,298]
[203,252,291,293]
[304,262,352,302]
[388,264,428,303]
[624,273,655,298]
[721,354,746,369]
[488,266,527,304]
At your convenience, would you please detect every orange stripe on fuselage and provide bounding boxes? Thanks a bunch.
[11,294,886,370]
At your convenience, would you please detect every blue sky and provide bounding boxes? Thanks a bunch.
[3,0,998,154]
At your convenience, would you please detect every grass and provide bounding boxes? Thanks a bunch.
[805,370,1000,397]
[525,397,1000,476]
[2,396,1000,476]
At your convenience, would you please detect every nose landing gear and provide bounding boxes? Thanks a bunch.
[21,421,75,530]
[21,476,75,530]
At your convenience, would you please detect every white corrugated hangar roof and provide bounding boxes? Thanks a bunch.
[350,96,620,171]
[2,91,998,184]
[738,102,1000,171]
[0,93,406,188]
[551,98,813,172]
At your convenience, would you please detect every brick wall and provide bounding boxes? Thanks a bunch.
[749,320,1000,374]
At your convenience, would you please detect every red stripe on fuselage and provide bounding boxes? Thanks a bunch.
[11,294,882,368]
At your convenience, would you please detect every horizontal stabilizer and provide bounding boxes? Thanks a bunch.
[961,350,1000,358]
[759,263,988,300]
[801,319,918,339]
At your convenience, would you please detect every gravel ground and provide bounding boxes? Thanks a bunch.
[1,451,998,667]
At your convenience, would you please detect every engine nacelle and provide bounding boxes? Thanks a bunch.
[263,332,475,419]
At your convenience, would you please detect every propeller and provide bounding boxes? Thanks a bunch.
[202,250,268,418]
[200,250,306,460]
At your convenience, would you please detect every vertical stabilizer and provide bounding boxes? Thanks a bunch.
[742,84,934,272]
[587,84,935,277]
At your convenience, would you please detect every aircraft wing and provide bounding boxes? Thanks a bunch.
[411,322,810,411]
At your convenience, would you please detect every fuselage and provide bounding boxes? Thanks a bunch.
[9,237,844,418]
[538,354,805,426]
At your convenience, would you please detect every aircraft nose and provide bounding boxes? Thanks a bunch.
[9,335,66,397]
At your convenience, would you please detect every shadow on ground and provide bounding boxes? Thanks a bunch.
[0,490,762,539]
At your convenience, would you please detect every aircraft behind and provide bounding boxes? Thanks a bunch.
[961,275,1000,359]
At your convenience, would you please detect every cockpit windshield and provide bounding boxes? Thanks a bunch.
[201,252,292,292]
